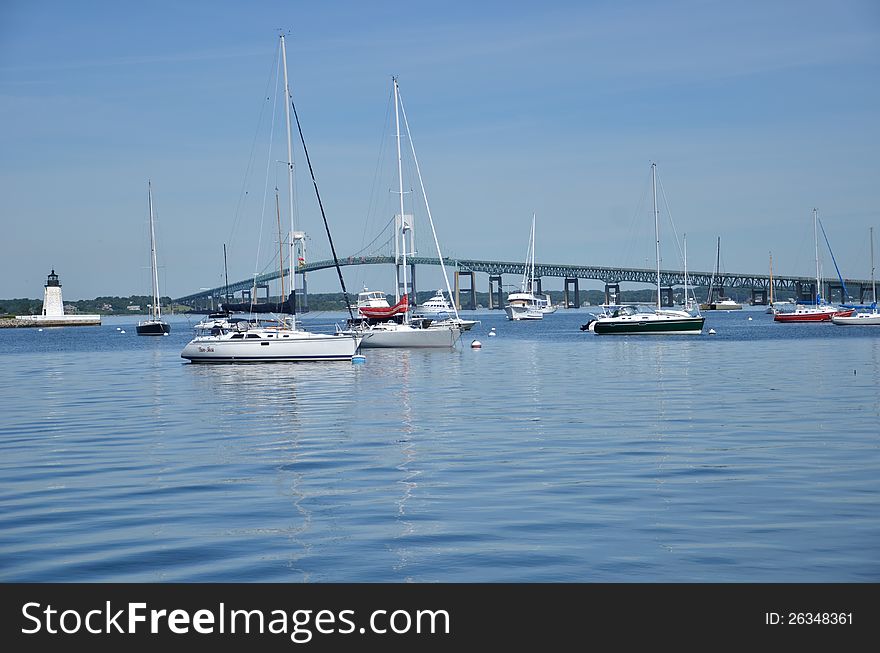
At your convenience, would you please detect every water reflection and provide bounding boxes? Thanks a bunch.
[4,312,879,581]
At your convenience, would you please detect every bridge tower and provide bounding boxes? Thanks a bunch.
[395,213,416,302]
[292,231,309,313]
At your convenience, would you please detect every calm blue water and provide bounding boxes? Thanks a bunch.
[1,309,878,582]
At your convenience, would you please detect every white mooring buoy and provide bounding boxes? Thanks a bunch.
[708,328,716,335]
[471,340,482,349]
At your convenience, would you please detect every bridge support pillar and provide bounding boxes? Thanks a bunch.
[533,277,542,295]
[488,275,503,309]
[256,284,270,302]
[564,278,580,308]
[455,271,476,310]
[795,281,817,303]
[604,283,620,305]
[750,288,768,305]
[394,263,418,302]
[660,287,674,307]
[860,284,876,304]
[827,282,846,304]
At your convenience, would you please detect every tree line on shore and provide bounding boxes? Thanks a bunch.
[0,296,174,317]
[0,286,754,317]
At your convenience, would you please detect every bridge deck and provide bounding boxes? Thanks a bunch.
[174,255,871,303]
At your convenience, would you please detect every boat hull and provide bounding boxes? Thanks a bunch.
[831,312,880,325]
[181,332,360,362]
[699,302,742,311]
[505,305,543,320]
[353,324,461,348]
[136,320,171,336]
[592,315,705,335]
[774,308,853,323]
[433,318,478,331]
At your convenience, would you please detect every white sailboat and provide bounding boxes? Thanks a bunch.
[341,76,462,348]
[136,181,171,336]
[584,162,704,335]
[832,226,880,325]
[505,214,552,320]
[181,34,361,362]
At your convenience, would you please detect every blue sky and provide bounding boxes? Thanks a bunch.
[1,0,878,299]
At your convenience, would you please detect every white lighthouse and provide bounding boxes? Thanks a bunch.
[41,269,65,316]
[15,270,101,326]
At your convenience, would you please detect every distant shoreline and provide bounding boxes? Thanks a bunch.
[0,317,102,329]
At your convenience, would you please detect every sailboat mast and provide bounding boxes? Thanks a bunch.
[706,237,718,304]
[868,227,877,308]
[683,233,689,309]
[275,188,285,303]
[280,34,296,315]
[398,89,459,319]
[652,162,661,310]
[714,237,720,302]
[148,180,160,320]
[530,214,537,294]
[393,77,408,309]
[223,243,230,306]
[813,208,821,304]
[769,251,774,305]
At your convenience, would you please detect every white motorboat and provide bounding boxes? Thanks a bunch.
[413,290,455,319]
[412,290,479,330]
[355,288,392,313]
[504,291,544,320]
